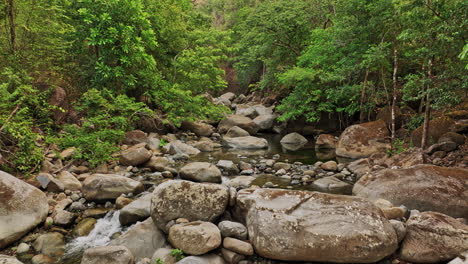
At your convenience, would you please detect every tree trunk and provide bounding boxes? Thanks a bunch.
[359,69,369,123]
[391,45,398,144]
[421,59,433,150]
[7,0,17,54]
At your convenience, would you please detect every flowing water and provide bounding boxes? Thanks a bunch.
[61,211,124,264]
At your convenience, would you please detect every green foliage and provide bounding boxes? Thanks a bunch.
[386,138,407,157]
[233,0,325,90]
[406,115,424,132]
[74,0,159,94]
[173,29,234,94]
[49,89,153,167]
[150,83,229,127]
[154,259,164,264]
[159,138,168,148]
[0,69,56,173]
[170,249,185,261]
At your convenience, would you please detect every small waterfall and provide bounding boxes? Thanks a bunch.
[65,211,122,257]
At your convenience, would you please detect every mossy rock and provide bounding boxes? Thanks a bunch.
[411,117,455,147]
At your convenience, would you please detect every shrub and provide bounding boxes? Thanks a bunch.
[49,89,153,167]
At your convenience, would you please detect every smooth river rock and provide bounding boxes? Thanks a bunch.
[235,188,398,263]
[179,162,222,183]
[119,193,152,225]
[400,211,468,263]
[110,218,166,260]
[0,171,49,249]
[336,120,391,159]
[168,221,221,255]
[81,245,134,264]
[353,165,468,218]
[82,174,144,201]
[151,180,229,233]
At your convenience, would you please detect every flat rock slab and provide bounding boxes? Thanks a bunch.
[353,165,468,218]
[400,211,468,263]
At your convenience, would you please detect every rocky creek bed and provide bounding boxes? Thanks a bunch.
[1,93,467,264]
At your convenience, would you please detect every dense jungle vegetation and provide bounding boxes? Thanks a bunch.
[0,0,466,173]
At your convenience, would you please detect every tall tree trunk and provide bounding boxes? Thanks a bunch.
[391,45,398,144]
[421,59,433,150]
[359,69,369,123]
[7,0,16,54]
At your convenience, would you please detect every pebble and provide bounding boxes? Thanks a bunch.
[70,193,80,201]
[16,242,30,254]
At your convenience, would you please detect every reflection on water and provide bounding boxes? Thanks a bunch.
[193,133,336,165]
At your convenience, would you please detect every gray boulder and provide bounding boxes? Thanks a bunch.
[119,193,152,225]
[168,221,221,255]
[0,171,49,249]
[82,174,144,201]
[110,218,166,261]
[225,126,250,138]
[218,115,259,135]
[235,188,398,263]
[179,162,222,183]
[151,180,229,233]
[280,132,308,144]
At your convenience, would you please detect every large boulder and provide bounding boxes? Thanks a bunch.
[336,120,391,159]
[411,117,456,147]
[179,162,222,183]
[181,121,214,137]
[400,212,468,263]
[0,171,49,249]
[235,188,398,263]
[119,146,152,166]
[119,193,152,225]
[353,165,468,218]
[110,218,165,260]
[223,136,268,149]
[218,115,259,135]
[81,246,134,264]
[151,180,229,233]
[82,174,144,201]
[168,221,221,255]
